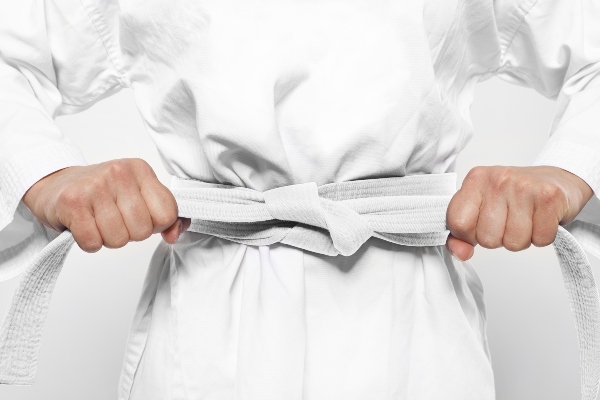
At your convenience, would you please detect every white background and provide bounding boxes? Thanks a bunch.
[1,76,598,399]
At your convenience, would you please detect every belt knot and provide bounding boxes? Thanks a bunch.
[263,182,373,256]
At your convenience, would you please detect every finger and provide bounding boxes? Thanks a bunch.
[68,207,103,253]
[531,194,560,247]
[143,180,178,233]
[503,201,533,252]
[161,218,183,244]
[475,195,507,249]
[446,234,475,261]
[92,192,130,249]
[114,178,154,242]
[131,162,178,233]
[161,217,192,244]
[446,187,482,246]
[503,210,533,251]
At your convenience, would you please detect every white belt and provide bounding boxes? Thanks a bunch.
[0,173,599,399]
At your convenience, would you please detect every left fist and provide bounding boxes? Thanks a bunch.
[446,166,594,261]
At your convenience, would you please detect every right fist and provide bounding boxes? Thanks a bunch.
[22,158,190,252]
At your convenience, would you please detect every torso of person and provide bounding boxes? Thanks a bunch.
[108,2,500,398]
[0,0,553,398]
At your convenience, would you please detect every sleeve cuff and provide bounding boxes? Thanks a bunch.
[0,143,87,230]
[532,140,600,200]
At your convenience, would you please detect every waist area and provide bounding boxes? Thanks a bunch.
[171,173,458,257]
[2,171,600,400]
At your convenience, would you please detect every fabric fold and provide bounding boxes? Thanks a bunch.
[0,204,61,282]
[0,229,74,385]
[0,173,599,400]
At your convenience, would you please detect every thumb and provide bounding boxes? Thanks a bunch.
[446,234,475,261]
[161,217,191,244]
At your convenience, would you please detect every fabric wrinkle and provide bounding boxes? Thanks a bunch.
[1,0,600,398]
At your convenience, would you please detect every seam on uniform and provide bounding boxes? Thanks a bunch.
[0,142,87,230]
[77,0,130,88]
[60,79,122,107]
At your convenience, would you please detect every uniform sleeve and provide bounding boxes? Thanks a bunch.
[494,0,600,197]
[0,0,127,280]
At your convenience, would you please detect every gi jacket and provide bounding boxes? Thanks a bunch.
[1,0,600,399]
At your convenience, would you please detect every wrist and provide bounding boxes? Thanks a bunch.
[22,167,72,230]
[548,166,594,224]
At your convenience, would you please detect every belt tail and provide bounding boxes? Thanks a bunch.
[0,231,75,385]
[555,225,600,400]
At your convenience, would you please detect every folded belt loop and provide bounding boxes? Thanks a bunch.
[0,172,598,400]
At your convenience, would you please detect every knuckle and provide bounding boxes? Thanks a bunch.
[532,226,558,247]
[130,225,153,241]
[448,219,466,234]
[79,240,102,253]
[447,214,474,236]
[465,166,487,184]
[514,177,531,195]
[105,160,132,181]
[68,207,90,225]
[74,234,102,253]
[129,158,155,178]
[531,235,554,247]
[105,233,130,249]
[65,175,107,202]
[503,239,531,252]
[58,187,86,207]
[477,234,502,249]
[82,176,106,195]
[490,167,515,192]
[129,157,151,170]
[537,183,563,204]
[154,207,178,228]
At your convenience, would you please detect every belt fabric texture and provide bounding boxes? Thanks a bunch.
[0,173,599,399]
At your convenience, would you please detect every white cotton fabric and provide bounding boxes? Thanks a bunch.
[3,177,600,399]
[1,0,600,398]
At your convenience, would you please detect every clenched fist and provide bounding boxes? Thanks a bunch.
[446,166,594,261]
[22,158,190,252]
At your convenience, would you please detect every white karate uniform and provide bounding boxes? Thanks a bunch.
[0,0,599,399]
